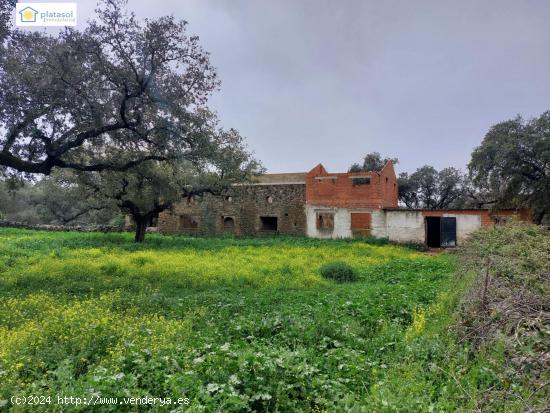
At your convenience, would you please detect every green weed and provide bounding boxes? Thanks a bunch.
[0,227,535,412]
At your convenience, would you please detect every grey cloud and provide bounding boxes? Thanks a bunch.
[38,0,550,172]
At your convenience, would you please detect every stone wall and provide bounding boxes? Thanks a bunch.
[157,183,306,236]
[0,220,122,232]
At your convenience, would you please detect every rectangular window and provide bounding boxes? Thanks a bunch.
[179,214,198,229]
[316,212,334,230]
[351,176,370,186]
[260,216,278,231]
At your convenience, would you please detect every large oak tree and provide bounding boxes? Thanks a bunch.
[1,0,219,175]
[469,112,550,224]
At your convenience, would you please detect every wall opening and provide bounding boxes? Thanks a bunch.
[351,176,370,186]
[493,215,512,225]
[223,216,235,233]
[260,216,278,231]
[179,214,198,230]
[425,216,457,247]
[426,217,441,247]
[316,212,334,231]
[351,212,371,237]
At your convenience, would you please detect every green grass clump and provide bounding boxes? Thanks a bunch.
[319,261,357,282]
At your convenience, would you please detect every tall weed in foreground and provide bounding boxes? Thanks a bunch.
[455,222,549,411]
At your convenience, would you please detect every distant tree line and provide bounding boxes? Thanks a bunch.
[349,110,549,224]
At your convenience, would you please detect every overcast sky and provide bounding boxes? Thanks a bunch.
[28,0,550,174]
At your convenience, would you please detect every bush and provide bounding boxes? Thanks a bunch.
[400,242,428,252]
[362,236,391,246]
[456,222,549,411]
[110,214,127,229]
[319,261,357,282]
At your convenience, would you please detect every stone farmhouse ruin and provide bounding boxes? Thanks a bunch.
[156,161,530,247]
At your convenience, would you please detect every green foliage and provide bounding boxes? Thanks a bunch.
[0,228,542,411]
[400,241,429,252]
[0,179,43,224]
[0,0,15,41]
[348,152,398,172]
[468,111,550,223]
[398,165,465,209]
[2,0,220,175]
[0,229,458,411]
[33,171,118,225]
[319,261,357,282]
[109,215,127,229]
[0,176,118,226]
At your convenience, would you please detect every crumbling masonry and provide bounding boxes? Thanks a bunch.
[157,161,530,247]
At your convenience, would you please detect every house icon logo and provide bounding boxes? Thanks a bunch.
[19,6,39,23]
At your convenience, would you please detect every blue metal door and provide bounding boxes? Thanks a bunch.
[440,217,457,247]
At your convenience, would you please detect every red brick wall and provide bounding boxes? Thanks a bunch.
[305,161,398,209]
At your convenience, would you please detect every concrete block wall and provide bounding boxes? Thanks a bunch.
[385,210,425,243]
[306,208,530,244]
[384,210,484,244]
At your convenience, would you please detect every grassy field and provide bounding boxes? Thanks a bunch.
[0,228,535,412]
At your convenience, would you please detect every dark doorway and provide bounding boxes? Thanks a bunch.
[426,217,441,247]
[260,216,278,231]
[223,217,235,233]
[426,216,457,248]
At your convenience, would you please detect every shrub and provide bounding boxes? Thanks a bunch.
[319,261,357,282]
[400,242,428,252]
[110,214,126,229]
[362,236,390,246]
[456,222,549,411]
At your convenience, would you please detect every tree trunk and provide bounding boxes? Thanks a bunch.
[134,219,147,243]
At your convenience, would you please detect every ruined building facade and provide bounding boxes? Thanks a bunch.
[157,173,307,236]
[157,161,530,247]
